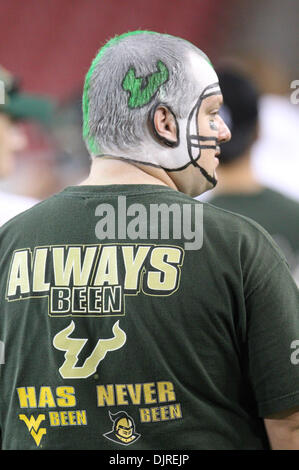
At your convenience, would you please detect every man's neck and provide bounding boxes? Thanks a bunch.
[79,156,178,190]
[214,152,264,195]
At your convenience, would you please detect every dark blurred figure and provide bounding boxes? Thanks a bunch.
[0,66,55,225]
[209,68,299,285]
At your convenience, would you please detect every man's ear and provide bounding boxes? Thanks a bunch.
[150,104,180,148]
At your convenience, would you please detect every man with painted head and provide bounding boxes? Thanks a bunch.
[82,30,226,195]
[0,31,298,450]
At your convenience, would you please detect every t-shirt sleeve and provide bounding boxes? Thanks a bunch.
[246,255,299,417]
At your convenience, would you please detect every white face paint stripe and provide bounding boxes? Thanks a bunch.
[202,88,221,97]
[187,51,219,97]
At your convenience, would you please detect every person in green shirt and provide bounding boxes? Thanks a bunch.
[0,31,298,450]
[208,68,299,286]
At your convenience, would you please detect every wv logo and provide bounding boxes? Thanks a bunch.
[19,414,46,447]
[53,321,126,379]
[122,60,169,109]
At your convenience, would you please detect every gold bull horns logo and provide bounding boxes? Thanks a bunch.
[53,320,126,379]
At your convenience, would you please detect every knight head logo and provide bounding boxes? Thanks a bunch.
[103,410,141,446]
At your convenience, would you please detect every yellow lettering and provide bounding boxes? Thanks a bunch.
[139,404,182,423]
[33,248,50,292]
[7,250,30,296]
[68,411,76,425]
[147,247,181,291]
[169,403,182,420]
[139,408,151,423]
[56,386,76,407]
[38,386,56,408]
[60,411,68,426]
[76,410,87,425]
[115,384,128,405]
[143,383,157,404]
[96,385,115,407]
[160,405,170,421]
[151,407,161,422]
[157,381,176,403]
[122,246,150,290]
[94,246,118,286]
[127,384,142,405]
[48,410,87,426]
[17,387,37,408]
[49,411,60,426]
[53,246,97,286]
[96,382,177,407]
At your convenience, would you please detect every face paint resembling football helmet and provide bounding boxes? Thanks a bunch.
[137,51,222,178]
[183,81,221,186]
[83,31,222,185]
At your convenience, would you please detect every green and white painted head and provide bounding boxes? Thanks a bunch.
[82,30,220,171]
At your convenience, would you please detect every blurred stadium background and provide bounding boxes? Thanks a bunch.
[0,0,298,201]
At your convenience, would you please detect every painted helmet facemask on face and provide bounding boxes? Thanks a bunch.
[148,82,221,172]
[183,81,221,186]
[129,52,221,179]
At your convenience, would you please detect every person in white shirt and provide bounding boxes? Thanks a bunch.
[0,65,54,226]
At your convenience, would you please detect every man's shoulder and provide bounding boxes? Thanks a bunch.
[205,200,286,259]
[0,193,56,233]
[163,190,280,243]
[203,199,269,230]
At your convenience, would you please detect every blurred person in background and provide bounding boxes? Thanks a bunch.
[214,0,299,202]
[242,54,299,202]
[209,68,299,285]
[0,66,55,226]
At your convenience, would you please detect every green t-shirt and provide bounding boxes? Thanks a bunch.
[209,188,299,284]
[0,184,299,450]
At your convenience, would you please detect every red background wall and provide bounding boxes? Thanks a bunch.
[0,0,234,100]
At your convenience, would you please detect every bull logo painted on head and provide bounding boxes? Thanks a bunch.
[122,60,169,109]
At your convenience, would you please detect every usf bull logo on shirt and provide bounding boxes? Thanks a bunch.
[53,320,126,379]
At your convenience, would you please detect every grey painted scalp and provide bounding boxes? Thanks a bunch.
[82,31,209,157]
